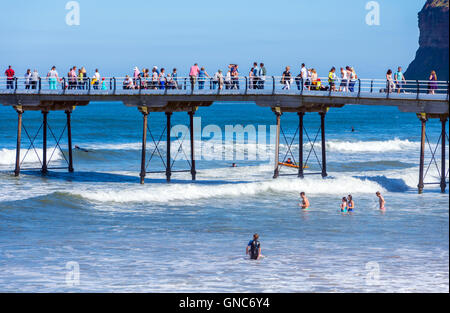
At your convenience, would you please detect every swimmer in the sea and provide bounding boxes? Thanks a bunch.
[231,163,237,167]
[347,194,354,212]
[285,158,294,165]
[74,145,89,152]
[340,197,348,213]
[376,191,385,210]
[299,192,310,210]
[246,233,261,260]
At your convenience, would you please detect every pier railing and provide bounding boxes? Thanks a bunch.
[1,76,449,100]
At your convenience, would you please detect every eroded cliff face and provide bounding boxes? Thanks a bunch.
[405,0,449,81]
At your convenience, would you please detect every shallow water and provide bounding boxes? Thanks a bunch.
[0,102,448,292]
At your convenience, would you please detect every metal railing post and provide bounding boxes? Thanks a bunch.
[300,77,304,95]
[416,80,420,99]
[386,80,390,98]
[88,77,91,93]
[245,76,248,94]
[272,76,275,95]
[370,80,373,93]
[38,77,42,92]
[14,77,18,91]
[62,77,66,93]
[447,81,449,100]
[113,77,116,92]
[358,78,361,97]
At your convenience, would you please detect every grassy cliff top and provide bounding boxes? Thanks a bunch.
[426,0,449,9]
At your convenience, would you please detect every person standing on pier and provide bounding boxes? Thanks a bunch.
[172,68,178,89]
[251,62,259,89]
[259,63,266,89]
[339,67,348,92]
[282,66,292,90]
[350,67,358,92]
[328,67,337,91]
[5,65,15,89]
[24,69,32,90]
[428,70,438,95]
[30,69,39,90]
[189,63,200,90]
[394,66,406,94]
[376,191,385,210]
[92,69,101,90]
[47,66,59,90]
[198,67,209,90]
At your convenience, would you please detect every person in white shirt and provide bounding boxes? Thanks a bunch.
[47,66,59,90]
[30,69,39,90]
[92,69,101,89]
[300,63,308,90]
[339,67,348,92]
[225,70,232,90]
[24,69,32,89]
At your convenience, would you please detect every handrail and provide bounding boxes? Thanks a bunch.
[1,76,449,98]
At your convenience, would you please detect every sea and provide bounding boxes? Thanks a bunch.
[0,101,448,292]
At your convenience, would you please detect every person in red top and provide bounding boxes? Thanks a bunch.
[5,65,15,89]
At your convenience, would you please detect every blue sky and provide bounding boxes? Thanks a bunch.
[0,0,424,78]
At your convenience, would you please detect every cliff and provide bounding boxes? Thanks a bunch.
[405,0,449,81]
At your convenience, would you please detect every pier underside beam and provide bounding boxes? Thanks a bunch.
[138,106,198,184]
[14,108,23,176]
[320,112,327,178]
[273,107,328,180]
[298,112,304,178]
[166,112,172,182]
[440,115,448,193]
[139,110,148,184]
[42,111,48,174]
[189,111,197,181]
[417,113,449,194]
[11,103,77,177]
[66,109,74,173]
[273,109,281,179]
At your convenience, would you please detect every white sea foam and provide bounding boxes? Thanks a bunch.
[70,175,384,203]
[326,138,418,153]
[79,138,419,156]
[0,148,63,165]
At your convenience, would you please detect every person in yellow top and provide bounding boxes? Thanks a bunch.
[328,67,337,91]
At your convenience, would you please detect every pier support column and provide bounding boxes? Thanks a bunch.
[418,114,427,194]
[14,109,23,177]
[440,115,447,193]
[273,110,281,179]
[320,112,327,178]
[166,112,172,182]
[298,112,304,178]
[66,110,74,173]
[189,111,196,181]
[139,111,148,185]
[42,111,48,175]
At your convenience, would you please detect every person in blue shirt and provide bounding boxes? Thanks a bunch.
[198,67,210,90]
[246,233,261,260]
[394,66,406,94]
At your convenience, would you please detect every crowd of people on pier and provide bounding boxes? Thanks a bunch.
[2,64,443,94]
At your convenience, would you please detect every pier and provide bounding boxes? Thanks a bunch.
[1,76,449,193]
